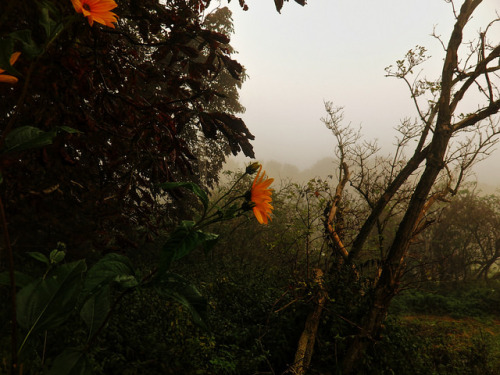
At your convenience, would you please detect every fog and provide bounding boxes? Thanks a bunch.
[224,0,500,187]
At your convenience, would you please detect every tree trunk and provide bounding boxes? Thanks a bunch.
[342,133,450,373]
[340,1,487,372]
[341,283,393,374]
[289,269,327,375]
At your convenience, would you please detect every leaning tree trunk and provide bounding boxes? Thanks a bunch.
[342,150,448,373]
[289,269,327,375]
[341,1,486,372]
[289,163,350,374]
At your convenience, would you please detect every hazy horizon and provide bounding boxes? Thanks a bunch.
[223,0,500,189]
[225,154,500,193]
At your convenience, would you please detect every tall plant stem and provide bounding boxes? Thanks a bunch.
[83,268,158,352]
[0,193,18,372]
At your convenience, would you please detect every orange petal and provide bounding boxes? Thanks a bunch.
[253,207,265,224]
[9,52,21,65]
[71,0,83,12]
[0,74,19,84]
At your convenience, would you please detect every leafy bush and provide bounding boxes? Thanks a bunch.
[390,281,500,318]
[327,316,500,375]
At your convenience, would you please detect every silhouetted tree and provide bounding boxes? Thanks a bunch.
[339,1,500,372]
[289,1,500,373]
[0,0,254,255]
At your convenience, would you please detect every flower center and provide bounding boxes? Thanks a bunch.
[83,4,91,11]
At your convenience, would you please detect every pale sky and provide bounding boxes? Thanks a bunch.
[223,1,500,186]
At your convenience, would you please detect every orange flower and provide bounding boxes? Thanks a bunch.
[71,0,119,28]
[0,52,21,84]
[250,166,274,224]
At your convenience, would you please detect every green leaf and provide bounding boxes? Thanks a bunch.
[0,271,35,288]
[4,126,56,152]
[0,38,20,76]
[113,274,139,288]
[158,221,219,277]
[9,29,42,58]
[159,182,209,210]
[59,126,82,134]
[48,348,92,375]
[27,251,50,265]
[80,285,110,340]
[198,230,219,255]
[50,249,66,264]
[39,7,63,41]
[84,253,137,292]
[158,221,197,275]
[4,126,81,153]
[17,260,86,334]
[155,273,208,330]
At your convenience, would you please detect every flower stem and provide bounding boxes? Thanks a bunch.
[204,173,248,219]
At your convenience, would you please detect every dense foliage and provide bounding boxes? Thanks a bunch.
[1,1,500,374]
[0,0,254,255]
[407,191,500,283]
[2,168,500,374]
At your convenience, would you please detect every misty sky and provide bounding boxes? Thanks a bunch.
[222,0,500,186]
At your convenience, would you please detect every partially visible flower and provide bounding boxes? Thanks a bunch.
[71,0,119,28]
[250,166,274,224]
[245,162,260,175]
[0,52,21,85]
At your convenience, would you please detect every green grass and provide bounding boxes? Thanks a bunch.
[399,315,500,375]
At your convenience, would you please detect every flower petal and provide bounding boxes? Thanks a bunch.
[74,0,119,28]
[250,166,274,224]
[9,52,21,66]
[0,74,19,84]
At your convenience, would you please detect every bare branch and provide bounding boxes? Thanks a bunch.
[450,44,500,113]
[453,98,500,131]
[431,25,447,52]
[445,0,458,19]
